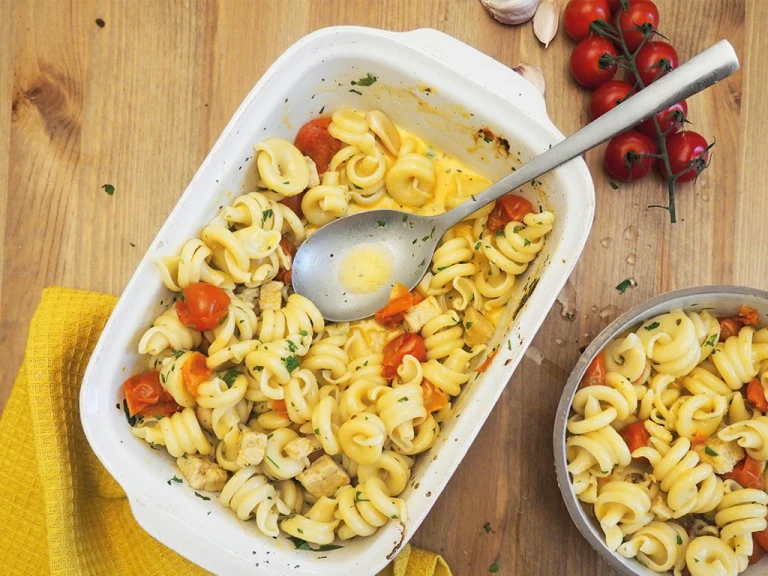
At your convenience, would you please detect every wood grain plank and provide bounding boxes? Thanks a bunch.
[0,1,15,412]
[0,1,759,574]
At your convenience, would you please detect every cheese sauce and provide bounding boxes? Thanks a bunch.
[338,243,394,294]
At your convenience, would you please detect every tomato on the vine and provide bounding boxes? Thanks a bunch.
[606,0,621,10]
[638,100,687,138]
[659,130,711,183]
[589,80,633,120]
[618,0,660,52]
[564,0,612,42]
[635,41,678,86]
[604,131,657,181]
[570,37,619,88]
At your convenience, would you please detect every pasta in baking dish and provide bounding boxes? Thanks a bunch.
[566,305,768,576]
[122,109,554,545]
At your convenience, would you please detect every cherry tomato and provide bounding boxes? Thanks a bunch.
[382,333,427,379]
[619,421,650,454]
[755,527,768,553]
[749,544,766,565]
[421,379,448,413]
[724,456,765,490]
[739,304,761,326]
[719,317,743,342]
[270,399,289,419]
[175,283,231,331]
[748,379,768,413]
[123,371,181,418]
[604,131,657,181]
[659,131,710,183]
[606,0,621,10]
[280,193,305,220]
[580,352,606,388]
[276,237,296,286]
[618,0,660,52]
[637,100,687,138]
[181,352,212,396]
[564,0,612,42]
[486,194,534,234]
[293,116,342,174]
[570,37,619,88]
[589,80,634,120]
[635,41,678,86]
[375,282,416,329]
[124,370,162,416]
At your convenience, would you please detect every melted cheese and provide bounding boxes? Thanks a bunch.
[347,126,491,217]
[338,243,393,294]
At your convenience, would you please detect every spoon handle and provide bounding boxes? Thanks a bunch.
[438,39,739,228]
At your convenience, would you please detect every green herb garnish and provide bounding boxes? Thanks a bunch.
[615,279,635,294]
[351,73,377,87]
[194,492,211,501]
[102,184,115,195]
[167,475,183,485]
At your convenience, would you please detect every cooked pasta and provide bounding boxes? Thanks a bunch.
[567,304,768,575]
[122,108,555,547]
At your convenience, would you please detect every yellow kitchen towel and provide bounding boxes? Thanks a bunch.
[0,287,452,576]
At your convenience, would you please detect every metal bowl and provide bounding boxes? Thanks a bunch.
[554,285,768,576]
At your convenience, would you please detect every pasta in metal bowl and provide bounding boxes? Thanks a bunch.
[121,109,554,546]
[563,300,768,576]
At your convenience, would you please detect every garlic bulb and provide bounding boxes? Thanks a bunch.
[480,0,541,25]
[513,64,546,96]
[533,0,559,48]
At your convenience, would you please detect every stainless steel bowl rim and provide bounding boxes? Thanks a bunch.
[553,284,768,576]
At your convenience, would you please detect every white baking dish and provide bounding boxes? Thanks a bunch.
[80,26,594,575]
[554,286,768,576]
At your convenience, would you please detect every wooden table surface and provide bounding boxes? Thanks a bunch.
[1,0,765,574]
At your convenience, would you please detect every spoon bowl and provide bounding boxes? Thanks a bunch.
[292,210,440,322]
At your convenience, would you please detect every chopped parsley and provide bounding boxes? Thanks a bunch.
[351,73,377,87]
[475,241,481,250]
[391,514,399,519]
[644,321,661,331]
[705,333,717,347]
[314,428,320,435]
[287,536,344,551]
[349,88,363,95]
[609,181,619,190]
[102,184,115,195]
[262,208,273,223]
[287,339,298,352]
[172,349,186,359]
[377,220,386,227]
[222,370,241,388]
[523,238,531,247]
[123,399,136,426]
[402,214,408,223]
[615,278,635,294]
[466,322,474,329]
[676,534,683,545]
[354,490,370,504]
[194,492,211,501]
[484,522,492,533]
[167,475,183,486]
[299,330,309,337]
[489,563,499,573]
[297,528,304,534]
[398,397,409,402]
[705,446,719,457]
[283,355,300,373]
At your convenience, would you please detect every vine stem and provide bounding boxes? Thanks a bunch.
[601,9,678,223]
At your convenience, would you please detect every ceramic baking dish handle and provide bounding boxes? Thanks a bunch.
[393,28,551,126]
[126,492,260,575]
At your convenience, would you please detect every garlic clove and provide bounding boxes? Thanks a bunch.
[513,64,546,96]
[533,0,559,48]
[480,0,541,26]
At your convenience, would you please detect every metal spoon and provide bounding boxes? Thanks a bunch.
[292,40,739,322]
